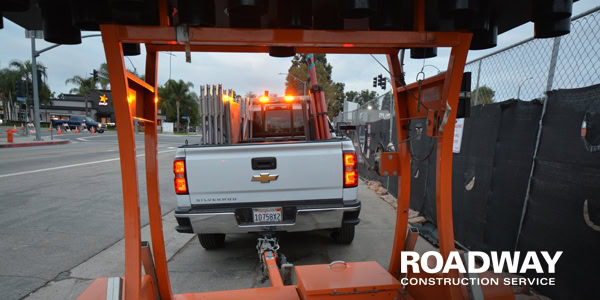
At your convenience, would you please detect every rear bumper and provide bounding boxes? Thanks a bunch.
[175,200,361,234]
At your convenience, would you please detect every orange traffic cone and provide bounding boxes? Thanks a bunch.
[58,127,62,135]
[75,127,79,134]
[13,124,17,132]
[91,127,95,134]
[20,123,24,131]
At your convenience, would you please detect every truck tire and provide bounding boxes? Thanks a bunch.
[198,233,225,249]
[332,224,355,244]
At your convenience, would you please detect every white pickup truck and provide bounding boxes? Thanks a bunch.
[173,96,361,249]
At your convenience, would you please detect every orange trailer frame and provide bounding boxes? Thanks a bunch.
[76,2,512,299]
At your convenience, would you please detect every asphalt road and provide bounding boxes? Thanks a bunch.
[0,132,197,300]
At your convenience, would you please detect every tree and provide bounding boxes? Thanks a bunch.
[65,75,98,116]
[245,91,256,99]
[9,60,52,121]
[98,63,111,90]
[345,89,378,109]
[158,79,198,132]
[284,54,344,118]
[381,92,392,112]
[472,85,495,105]
[0,68,19,121]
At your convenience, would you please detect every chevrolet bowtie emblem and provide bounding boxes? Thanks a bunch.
[252,173,279,183]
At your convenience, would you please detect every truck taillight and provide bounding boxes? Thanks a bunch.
[343,151,358,188]
[173,159,188,195]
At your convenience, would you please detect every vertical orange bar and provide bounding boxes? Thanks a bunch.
[435,33,472,300]
[144,50,173,300]
[414,0,426,32]
[158,0,170,27]
[386,51,412,279]
[100,24,142,300]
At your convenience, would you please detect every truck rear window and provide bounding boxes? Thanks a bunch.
[252,108,305,137]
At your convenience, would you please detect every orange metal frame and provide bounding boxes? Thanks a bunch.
[77,2,497,299]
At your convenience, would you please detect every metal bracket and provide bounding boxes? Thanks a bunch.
[176,25,191,63]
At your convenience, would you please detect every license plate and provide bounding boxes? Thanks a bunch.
[253,207,282,223]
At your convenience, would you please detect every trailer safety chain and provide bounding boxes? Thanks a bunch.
[256,236,280,277]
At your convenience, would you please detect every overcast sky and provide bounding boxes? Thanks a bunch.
[0,1,596,98]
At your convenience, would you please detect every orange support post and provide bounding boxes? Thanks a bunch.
[386,50,413,279]
[433,33,472,300]
[100,24,142,300]
[143,50,173,300]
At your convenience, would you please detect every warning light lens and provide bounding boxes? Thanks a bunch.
[259,96,269,103]
[344,170,358,187]
[174,178,188,194]
[284,95,294,102]
[343,151,358,188]
[173,160,185,174]
[154,96,159,104]
[344,153,357,167]
[223,95,233,102]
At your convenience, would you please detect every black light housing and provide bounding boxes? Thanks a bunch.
[410,48,438,59]
[39,0,82,45]
[450,0,480,12]
[277,0,312,29]
[123,43,141,56]
[532,0,573,22]
[313,0,343,30]
[177,0,216,27]
[269,46,296,58]
[0,13,4,30]
[369,0,413,31]
[70,0,111,31]
[111,0,146,12]
[340,0,377,19]
[227,0,268,17]
[470,14,498,50]
[0,0,30,12]
[535,17,571,38]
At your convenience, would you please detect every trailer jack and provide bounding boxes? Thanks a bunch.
[256,233,294,286]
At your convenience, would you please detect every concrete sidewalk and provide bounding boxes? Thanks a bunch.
[0,137,69,148]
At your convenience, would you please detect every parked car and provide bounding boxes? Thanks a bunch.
[52,115,105,133]
[173,96,360,249]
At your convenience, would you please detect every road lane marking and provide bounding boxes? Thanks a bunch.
[0,149,176,178]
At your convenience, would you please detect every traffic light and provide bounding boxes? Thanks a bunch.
[15,80,25,97]
[92,69,99,81]
[26,80,33,97]
[372,77,377,88]
[380,77,386,90]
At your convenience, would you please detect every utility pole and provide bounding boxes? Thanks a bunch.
[30,31,41,141]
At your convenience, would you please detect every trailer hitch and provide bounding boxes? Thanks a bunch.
[256,233,293,286]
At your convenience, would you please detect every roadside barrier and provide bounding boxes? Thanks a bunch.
[27,123,36,135]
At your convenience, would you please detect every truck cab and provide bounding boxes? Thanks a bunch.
[173,95,360,249]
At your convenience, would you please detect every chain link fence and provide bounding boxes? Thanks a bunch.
[468,6,600,103]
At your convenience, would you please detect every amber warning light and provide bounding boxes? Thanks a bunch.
[343,151,358,188]
[173,159,188,194]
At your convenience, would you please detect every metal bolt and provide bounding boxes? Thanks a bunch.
[393,171,397,176]
[384,171,389,176]
[388,154,393,160]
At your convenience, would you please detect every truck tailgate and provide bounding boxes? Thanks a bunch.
[184,141,343,205]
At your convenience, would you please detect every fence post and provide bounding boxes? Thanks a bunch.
[545,36,562,92]
[472,59,482,105]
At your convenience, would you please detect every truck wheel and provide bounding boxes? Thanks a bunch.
[198,234,225,249]
[332,225,355,244]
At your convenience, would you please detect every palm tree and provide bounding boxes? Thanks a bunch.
[65,75,98,116]
[0,68,19,121]
[98,63,111,90]
[9,60,50,121]
[158,79,196,132]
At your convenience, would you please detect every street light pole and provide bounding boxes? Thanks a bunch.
[29,33,102,141]
[517,77,533,99]
[30,32,41,141]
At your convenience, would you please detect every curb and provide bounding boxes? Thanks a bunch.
[0,139,70,148]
